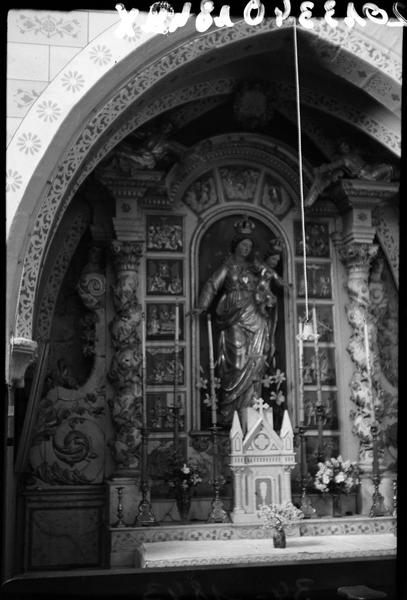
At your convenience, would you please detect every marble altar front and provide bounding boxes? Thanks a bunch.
[136,533,396,569]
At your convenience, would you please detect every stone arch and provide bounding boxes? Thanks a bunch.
[7,15,401,379]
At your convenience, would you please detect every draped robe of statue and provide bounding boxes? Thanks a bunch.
[199,256,271,425]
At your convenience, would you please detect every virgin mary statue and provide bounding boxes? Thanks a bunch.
[198,217,274,426]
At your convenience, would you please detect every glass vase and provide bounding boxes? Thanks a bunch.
[176,488,192,522]
[332,494,342,518]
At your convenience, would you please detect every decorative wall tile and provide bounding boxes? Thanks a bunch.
[302,346,336,386]
[16,132,42,155]
[146,259,183,295]
[146,215,183,252]
[8,10,88,47]
[147,391,186,432]
[294,221,330,257]
[7,42,49,81]
[7,79,47,118]
[88,11,119,41]
[302,390,338,430]
[7,117,22,145]
[61,70,85,93]
[50,46,81,79]
[88,44,113,67]
[36,99,62,123]
[146,302,184,341]
[146,347,184,386]
[296,262,332,299]
[6,169,23,193]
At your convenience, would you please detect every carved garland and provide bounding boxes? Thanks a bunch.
[36,205,91,340]
[168,139,313,206]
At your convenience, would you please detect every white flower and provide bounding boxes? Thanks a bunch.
[335,472,345,483]
[322,474,330,485]
[181,464,190,474]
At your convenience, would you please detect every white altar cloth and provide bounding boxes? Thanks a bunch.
[136,533,396,568]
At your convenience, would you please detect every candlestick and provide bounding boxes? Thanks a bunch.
[173,303,180,457]
[392,480,397,518]
[113,486,126,527]
[207,425,229,523]
[364,318,373,415]
[141,311,147,429]
[297,319,304,424]
[369,421,388,518]
[316,404,325,463]
[312,306,322,408]
[371,421,379,475]
[296,425,316,519]
[207,313,217,427]
[135,311,157,526]
[364,318,370,376]
[175,303,179,343]
[300,426,307,478]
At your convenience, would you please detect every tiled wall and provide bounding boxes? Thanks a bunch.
[7,10,120,145]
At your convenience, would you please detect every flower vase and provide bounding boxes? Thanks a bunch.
[332,494,342,517]
[176,489,192,522]
[273,528,286,548]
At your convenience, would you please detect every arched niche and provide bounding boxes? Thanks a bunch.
[196,213,288,432]
[160,134,300,433]
[7,17,401,362]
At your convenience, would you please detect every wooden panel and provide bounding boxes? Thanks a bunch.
[23,486,107,571]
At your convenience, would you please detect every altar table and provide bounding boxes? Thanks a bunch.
[136,533,396,568]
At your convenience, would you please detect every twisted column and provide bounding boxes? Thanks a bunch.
[108,241,144,475]
[337,241,379,463]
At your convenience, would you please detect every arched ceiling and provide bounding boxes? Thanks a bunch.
[7,16,401,344]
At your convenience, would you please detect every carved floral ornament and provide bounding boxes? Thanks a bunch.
[167,135,307,214]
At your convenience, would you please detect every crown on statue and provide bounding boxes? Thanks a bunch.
[234,215,255,236]
[268,238,284,255]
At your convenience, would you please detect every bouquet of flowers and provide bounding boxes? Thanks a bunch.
[258,502,304,531]
[167,460,202,491]
[314,455,360,494]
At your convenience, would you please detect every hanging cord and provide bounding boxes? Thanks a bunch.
[293,18,309,323]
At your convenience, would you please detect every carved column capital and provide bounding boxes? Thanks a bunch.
[337,241,379,271]
[332,179,397,246]
[8,337,38,387]
[111,240,144,271]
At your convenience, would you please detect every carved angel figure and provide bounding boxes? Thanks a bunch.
[305,140,398,207]
[106,121,182,174]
